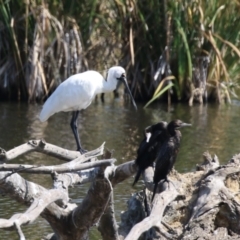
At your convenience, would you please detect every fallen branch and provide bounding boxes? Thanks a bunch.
[124,182,178,240]
[0,189,68,229]
[110,160,136,186]
[0,142,138,240]
[67,165,114,239]
[0,140,105,162]
[188,165,240,224]
[98,192,119,240]
[0,158,116,174]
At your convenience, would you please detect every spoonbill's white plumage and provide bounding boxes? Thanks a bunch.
[39,66,137,154]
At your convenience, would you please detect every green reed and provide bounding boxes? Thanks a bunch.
[0,0,239,103]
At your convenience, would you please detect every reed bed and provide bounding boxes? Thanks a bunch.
[0,0,239,104]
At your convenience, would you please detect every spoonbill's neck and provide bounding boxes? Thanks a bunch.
[100,77,118,93]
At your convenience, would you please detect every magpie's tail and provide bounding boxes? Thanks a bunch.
[132,169,142,186]
[151,182,158,202]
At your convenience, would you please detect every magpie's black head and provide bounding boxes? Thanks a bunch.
[168,119,191,132]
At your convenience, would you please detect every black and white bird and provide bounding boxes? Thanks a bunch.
[133,121,168,186]
[152,119,191,201]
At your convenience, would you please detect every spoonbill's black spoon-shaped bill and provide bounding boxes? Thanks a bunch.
[152,120,191,202]
[39,66,137,154]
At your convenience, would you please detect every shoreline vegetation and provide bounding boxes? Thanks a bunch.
[0,0,240,106]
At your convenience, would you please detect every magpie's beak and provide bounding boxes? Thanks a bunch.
[180,122,192,128]
[119,75,137,110]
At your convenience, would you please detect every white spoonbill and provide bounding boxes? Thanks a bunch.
[39,66,137,154]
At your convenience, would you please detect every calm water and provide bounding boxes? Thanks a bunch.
[1,97,240,239]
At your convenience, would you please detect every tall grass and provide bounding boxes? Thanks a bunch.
[0,0,87,101]
[0,0,240,103]
[142,0,240,105]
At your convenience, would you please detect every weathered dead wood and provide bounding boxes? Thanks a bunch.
[143,165,155,192]
[96,160,138,239]
[0,189,68,228]
[5,139,240,240]
[0,170,77,240]
[49,158,137,240]
[196,151,220,171]
[96,149,120,240]
[98,192,119,240]
[0,171,48,204]
[0,158,116,174]
[0,165,115,240]
[120,152,240,240]
[15,221,25,240]
[64,166,113,239]
[110,160,136,186]
[0,140,105,162]
[52,168,99,190]
[124,182,178,240]
[189,56,210,106]
[0,142,138,240]
[182,163,240,239]
[0,142,111,239]
[189,166,239,221]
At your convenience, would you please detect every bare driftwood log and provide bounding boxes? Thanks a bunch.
[0,140,136,240]
[119,152,240,240]
[1,140,240,240]
[0,139,105,162]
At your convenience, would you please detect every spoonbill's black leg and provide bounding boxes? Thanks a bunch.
[70,111,87,154]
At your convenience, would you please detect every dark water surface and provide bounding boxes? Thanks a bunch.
[1,97,240,239]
